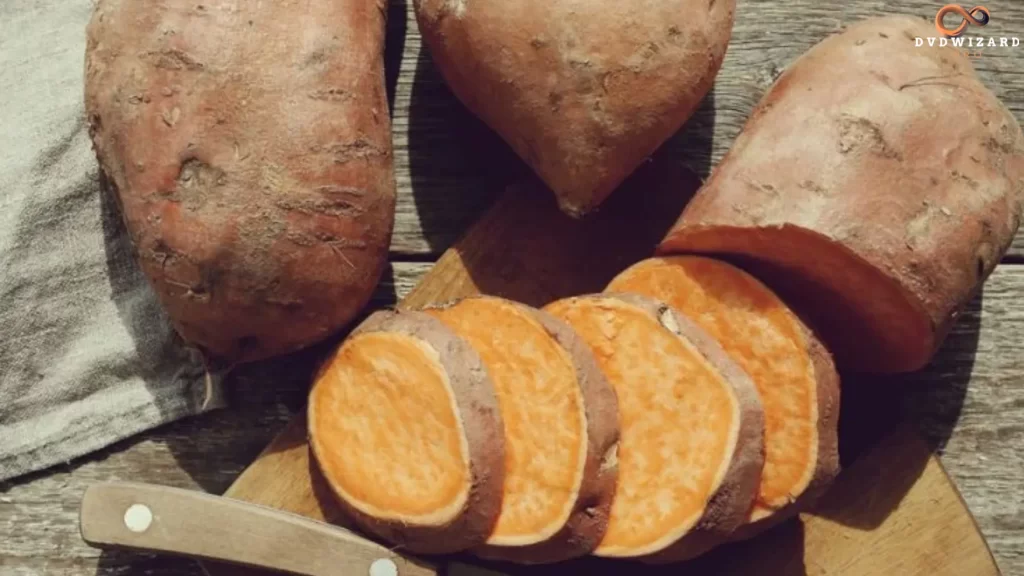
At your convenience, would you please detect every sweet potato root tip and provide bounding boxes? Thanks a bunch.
[309,310,504,554]
[543,295,758,559]
[608,256,840,527]
[414,0,737,216]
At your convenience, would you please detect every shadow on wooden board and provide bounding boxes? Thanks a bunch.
[453,521,809,576]
[406,47,525,256]
[818,289,981,529]
[440,146,706,309]
[384,0,408,117]
[703,254,982,506]
[899,291,983,455]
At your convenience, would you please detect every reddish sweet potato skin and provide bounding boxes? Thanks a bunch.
[472,301,620,564]
[660,16,1024,373]
[85,0,396,363]
[414,0,736,217]
[309,310,505,555]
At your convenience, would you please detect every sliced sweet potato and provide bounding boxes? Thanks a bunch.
[544,294,764,562]
[425,296,619,564]
[308,310,505,554]
[608,256,841,536]
[659,16,1024,373]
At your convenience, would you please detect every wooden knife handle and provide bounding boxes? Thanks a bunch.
[80,482,439,576]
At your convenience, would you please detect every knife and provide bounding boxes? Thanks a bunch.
[79,482,506,576]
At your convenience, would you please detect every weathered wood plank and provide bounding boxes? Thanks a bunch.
[388,0,1024,257]
[210,162,1005,576]
[2,262,1023,575]
[4,1,1024,575]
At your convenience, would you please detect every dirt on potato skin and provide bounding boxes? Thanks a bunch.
[662,16,1024,373]
[414,0,736,217]
[85,0,396,363]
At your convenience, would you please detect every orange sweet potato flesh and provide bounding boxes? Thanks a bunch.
[312,331,469,518]
[659,16,1024,373]
[608,256,840,534]
[544,294,764,561]
[426,296,619,563]
[308,310,505,554]
[428,299,583,542]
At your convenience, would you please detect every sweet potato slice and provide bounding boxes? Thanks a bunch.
[659,16,1024,373]
[544,294,764,562]
[608,256,840,536]
[308,310,504,554]
[425,296,619,563]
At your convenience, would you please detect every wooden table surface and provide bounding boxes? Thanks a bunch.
[3,1,1024,575]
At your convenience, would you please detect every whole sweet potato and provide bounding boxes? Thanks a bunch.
[661,16,1024,373]
[415,0,736,217]
[85,0,396,363]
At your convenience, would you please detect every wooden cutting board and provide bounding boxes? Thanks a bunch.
[203,154,999,576]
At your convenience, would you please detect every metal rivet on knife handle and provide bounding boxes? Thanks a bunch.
[370,558,399,576]
[81,483,443,576]
[123,503,153,533]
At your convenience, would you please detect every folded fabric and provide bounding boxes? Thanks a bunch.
[0,0,225,483]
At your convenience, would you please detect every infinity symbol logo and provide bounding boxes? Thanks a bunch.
[935,5,991,37]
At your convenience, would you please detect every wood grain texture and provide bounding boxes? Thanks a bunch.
[203,158,1002,576]
[79,483,437,576]
[685,429,1000,576]
[3,264,1024,575]
[4,0,1024,574]
[386,0,1024,258]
